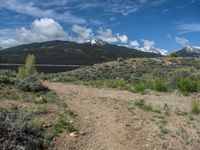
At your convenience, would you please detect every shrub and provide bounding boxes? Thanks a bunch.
[170,52,178,57]
[134,82,146,92]
[178,78,197,95]
[153,79,168,92]
[191,100,200,114]
[106,79,127,89]
[28,119,44,136]
[0,75,11,84]
[15,76,49,92]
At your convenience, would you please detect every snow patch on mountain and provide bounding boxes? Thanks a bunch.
[140,46,168,55]
[85,39,108,46]
[179,46,200,53]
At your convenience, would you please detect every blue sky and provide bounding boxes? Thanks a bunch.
[0,0,199,51]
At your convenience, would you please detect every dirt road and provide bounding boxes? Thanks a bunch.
[46,82,200,150]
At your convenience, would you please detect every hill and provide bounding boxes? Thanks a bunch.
[0,40,160,65]
[176,46,200,57]
[50,57,200,95]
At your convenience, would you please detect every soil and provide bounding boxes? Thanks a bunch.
[45,82,200,150]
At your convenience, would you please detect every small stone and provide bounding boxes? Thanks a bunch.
[43,123,52,128]
[84,116,90,120]
[79,131,86,135]
[70,132,77,137]
[69,120,74,123]
[96,115,101,119]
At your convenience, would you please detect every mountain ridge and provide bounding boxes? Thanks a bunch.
[175,45,200,57]
[0,40,160,65]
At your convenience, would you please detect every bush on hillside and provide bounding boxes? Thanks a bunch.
[0,75,11,84]
[15,76,49,92]
[177,77,198,95]
[134,82,146,92]
[153,79,168,92]
[170,52,178,57]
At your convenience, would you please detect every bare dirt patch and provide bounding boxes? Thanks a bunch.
[46,82,200,150]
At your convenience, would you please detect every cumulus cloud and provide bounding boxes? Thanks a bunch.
[175,36,189,45]
[142,39,155,47]
[0,39,19,48]
[117,34,128,44]
[97,28,118,43]
[0,17,159,50]
[72,25,93,42]
[129,40,140,48]
[0,18,68,48]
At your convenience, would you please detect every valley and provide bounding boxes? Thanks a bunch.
[0,56,200,149]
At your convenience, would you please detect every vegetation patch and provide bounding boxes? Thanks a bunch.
[175,108,188,116]
[134,99,161,113]
[50,57,200,96]
[15,76,49,92]
[191,100,200,114]
[44,118,76,143]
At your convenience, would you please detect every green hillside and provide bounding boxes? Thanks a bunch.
[0,40,160,65]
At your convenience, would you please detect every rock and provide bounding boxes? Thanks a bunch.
[79,131,86,135]
[96,115,101,119]
[84,116,90,120]
[35,96,47,104]
[69,120,74,123]
[42,123,52,128]
[69,132,77,138]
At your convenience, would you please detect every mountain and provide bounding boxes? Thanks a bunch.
[139,46,168,55]
[0,40,160,65]
[85,39,108,46]
[176,46,200,57]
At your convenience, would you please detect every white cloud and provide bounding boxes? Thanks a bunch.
[142,39,155,47]
[72,25,93,42]
[0,18,68,48]
[0,19,132,48]
[97,28,118,43]
[178,23,200,33]
[129,40,140,48]
[0,0,86,24]
[175,36,189,45]
[117,34,128,44]
[0,39,19,48]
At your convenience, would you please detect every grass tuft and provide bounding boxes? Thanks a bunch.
[191,100,200,114]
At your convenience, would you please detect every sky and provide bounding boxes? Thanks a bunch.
[0,0,199,52]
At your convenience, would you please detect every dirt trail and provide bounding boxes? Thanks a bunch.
[45,82,199,150]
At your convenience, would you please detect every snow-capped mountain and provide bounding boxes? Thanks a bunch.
[85,39,168,55]
[176,46,200,57]
[139,46,168,56]
[84,39,108,46]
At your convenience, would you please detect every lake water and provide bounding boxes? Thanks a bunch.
[0,65,82,73]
